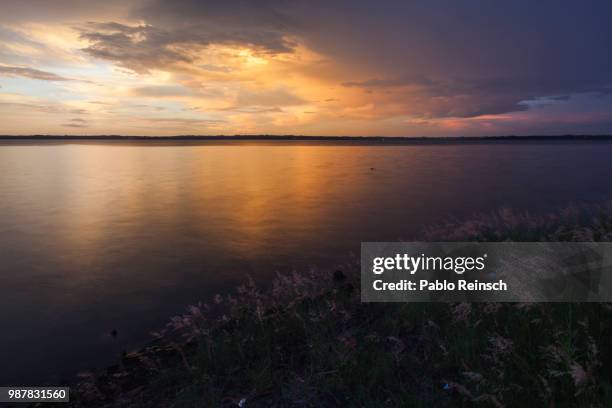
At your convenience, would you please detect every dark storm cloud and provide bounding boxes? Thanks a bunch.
[133,0,296,52]
[305,0,612,118]
[342,75,436,89]
[0,65,69,81]
[342,75,612,118]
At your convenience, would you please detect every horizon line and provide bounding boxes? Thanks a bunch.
[2,134,612,142]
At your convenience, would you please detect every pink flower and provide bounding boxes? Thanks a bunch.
[570,362,588,386]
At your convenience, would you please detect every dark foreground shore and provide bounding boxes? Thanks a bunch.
[56,203,612,407]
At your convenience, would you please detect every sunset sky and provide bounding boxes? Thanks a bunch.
[1,0,612,136]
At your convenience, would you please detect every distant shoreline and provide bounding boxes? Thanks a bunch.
[2,134,612,144]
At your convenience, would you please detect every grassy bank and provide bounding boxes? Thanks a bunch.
[71,203,612,407]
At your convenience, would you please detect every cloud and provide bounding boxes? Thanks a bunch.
[4,0,612,135]
[78,23,193,73]
[135,116,225,131]
[62,122,87,128]
[134,0,296,52]
[0,100,90,119]
[234,87,305,107]
[342,76,435,89]
[0,101,66,113]
[0,65,69,81]
[78,1,297,74]
[73,0,313,74]
[339,74,612,119]
[220,106,283,114]
[130,85,198,97]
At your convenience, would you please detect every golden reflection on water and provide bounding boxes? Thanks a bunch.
[19,143,384,272]
[3,141,612,284]
[4,141,607,276]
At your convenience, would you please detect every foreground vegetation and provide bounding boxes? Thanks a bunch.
[71,203,612,407]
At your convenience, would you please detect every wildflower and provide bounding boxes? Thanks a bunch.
[452,302,471,324]
[439,343,449,356]
[483,302,502,315]
[570,362,588,386]
[462,371,484,382]
[292,270,305,287]
[544,345,566,364]
[386,336,405,361]
[488,334,513,355]
[587,336,599,359]
[187,304,203,319]
[337,335,357,350]
[168,315,186,331]
[138,356,157,371]
[150,331,164,339]
[255,300,264,321]
[227,294,238,306]
[444,381,473,398]
[426,319,439,330]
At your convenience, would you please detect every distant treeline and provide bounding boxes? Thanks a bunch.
[1,134,612,143]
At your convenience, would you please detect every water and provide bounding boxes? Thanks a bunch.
[1,140,611,384]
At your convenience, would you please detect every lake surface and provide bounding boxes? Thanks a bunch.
[1,140,612,384]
